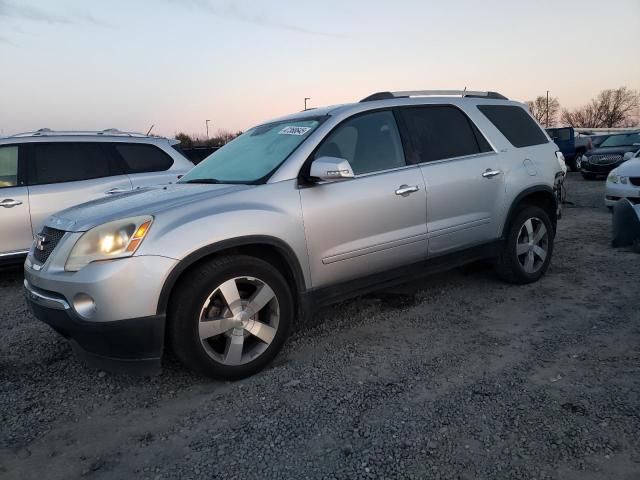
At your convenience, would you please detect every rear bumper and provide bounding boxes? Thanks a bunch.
[25,281,164,375]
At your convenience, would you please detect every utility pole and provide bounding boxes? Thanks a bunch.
[206,119,211,138]
[304,97,311,111]
[546,91,550,128]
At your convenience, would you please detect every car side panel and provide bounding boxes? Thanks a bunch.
[27,175,133,237]
[0,186,32,254]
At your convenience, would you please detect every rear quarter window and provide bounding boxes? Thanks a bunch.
[478,105,549,148]
[114,143,174,173]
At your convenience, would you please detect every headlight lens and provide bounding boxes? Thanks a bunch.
[607,171,619,183]
[65,216,153,272]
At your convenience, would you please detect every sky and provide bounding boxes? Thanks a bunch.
[1,0,639,138]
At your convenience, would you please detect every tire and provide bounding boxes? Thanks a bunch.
[495,205,554,284]
[168,255,294,379]
[569,156,579,172]
[582,172,595,180]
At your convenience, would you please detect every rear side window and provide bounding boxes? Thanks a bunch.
[27,143,120,186]
[478,105,548,148]
[398,106,492,164]
[114,143,174,173]
[0,146,19,188]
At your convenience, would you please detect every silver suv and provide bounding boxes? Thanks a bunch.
[0,129,193,263]
[24,91,563,379]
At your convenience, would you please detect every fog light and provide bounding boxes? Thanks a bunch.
[73,293,96,319]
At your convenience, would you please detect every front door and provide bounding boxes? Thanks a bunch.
[0,145,32,255]
[299,110,428,288]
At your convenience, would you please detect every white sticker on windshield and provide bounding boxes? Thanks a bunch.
[279,126,311,136]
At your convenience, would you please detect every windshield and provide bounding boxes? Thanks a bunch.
[599,133,640,148]
[179,118,322,184]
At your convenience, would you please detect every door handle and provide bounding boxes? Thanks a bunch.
[0,198,22,208]
[395,185,420,197]
[105,188,131,195]
[482,169,502,178]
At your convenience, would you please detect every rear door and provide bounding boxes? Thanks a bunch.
[397,105,505,255]
[25,142,133,235]
[111,142,184,188]
[0,145,32,255]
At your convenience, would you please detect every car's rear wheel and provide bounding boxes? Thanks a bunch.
[495,205,554,284]
[168,255,293,379]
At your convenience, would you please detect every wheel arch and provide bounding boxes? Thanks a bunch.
[502,185,558,238]
[157,236,307,317]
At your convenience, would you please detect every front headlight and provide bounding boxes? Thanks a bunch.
[65,216,153,272]
[607,170,619,183]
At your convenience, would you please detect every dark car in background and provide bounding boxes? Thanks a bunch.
[580,132,640,179]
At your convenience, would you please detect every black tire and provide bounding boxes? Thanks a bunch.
[569,156,579,172]
[495,205,554,284]
[168,255,294,380]
[582,172,595,180]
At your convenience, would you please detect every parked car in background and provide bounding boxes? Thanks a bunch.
[546,127,592,171]
[580,131,640,179]
[23,90,563,379]
[605,148,640,209]
[179,145,221,164]
[0,129,194,264]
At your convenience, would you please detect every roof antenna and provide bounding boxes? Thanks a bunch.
[462,86,467,97]
[146,124,155,136]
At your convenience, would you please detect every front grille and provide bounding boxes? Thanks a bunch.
[588,154,622,165]
[33,227,66,264]
[630,177,640,187]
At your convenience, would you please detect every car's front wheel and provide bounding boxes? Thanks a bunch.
[168,255,293,379]
[495,205,554,284]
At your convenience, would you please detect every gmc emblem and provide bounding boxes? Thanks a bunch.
[35,234,48,251]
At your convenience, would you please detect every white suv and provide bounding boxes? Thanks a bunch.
[0,129,193,263]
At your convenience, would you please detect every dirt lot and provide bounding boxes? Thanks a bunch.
[1,173,639,480]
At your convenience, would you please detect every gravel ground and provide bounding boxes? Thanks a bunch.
[1,173,639,480]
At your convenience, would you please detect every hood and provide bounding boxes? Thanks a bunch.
[617,157,640,176]
[47,183,253,232]
[585,145,638,157]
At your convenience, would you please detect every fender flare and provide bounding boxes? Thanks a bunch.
[156,235,307,315]
[502,185,557,238]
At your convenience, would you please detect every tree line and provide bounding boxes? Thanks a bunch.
[526,87,639,129]
[175,129,242,148]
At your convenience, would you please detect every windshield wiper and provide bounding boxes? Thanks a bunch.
[182,178,223,184]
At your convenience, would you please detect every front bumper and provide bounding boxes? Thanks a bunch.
[24,253,178,374]
[581,160,623,175]
[604,182,640,207]
[26,283,165,374]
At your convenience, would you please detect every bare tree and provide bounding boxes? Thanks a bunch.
[526,95,560,127]
[561,87,640,128]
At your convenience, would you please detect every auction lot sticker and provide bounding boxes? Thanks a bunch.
[279,126,311,136]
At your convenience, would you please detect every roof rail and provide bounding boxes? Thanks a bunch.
[360,90,508,102]
[9,128,161,138]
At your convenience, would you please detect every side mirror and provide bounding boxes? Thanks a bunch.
[309,157,354,182]
[623,152,634,161]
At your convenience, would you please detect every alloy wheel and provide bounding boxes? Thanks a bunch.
[516,217,549,274]
[198,276,280,366]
